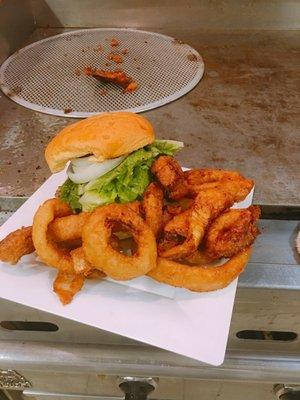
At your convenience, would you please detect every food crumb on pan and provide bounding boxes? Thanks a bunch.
[124,81,138,93]
[121,49,129,55]
[74,68,81,76]
[187,53,198,62]
[108,53,123,64]
[100,89,108,96]
[94,44,103,52]
[64,108,72,114]
[110,38,119,47]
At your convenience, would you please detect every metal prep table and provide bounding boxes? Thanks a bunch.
[0,1,299,399]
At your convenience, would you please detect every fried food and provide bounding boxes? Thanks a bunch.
[53,270,85,305]
[0,226,34,264]
[70,246,93,275]
[142,182,164,237]
[48,212,91,242]
[148,247,252,292]
[82,203,157,280]
[84,67,137,92]
[204,206,260,259]
[151,156,188,199]
[184,169,254,202]
[32,199,74,272]
[159,187,235,259]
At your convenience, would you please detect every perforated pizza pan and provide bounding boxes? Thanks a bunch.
[0,28,204,118]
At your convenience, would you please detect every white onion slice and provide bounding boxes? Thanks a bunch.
[67,155,125,184]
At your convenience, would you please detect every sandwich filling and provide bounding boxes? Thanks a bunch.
[59,140,183,212]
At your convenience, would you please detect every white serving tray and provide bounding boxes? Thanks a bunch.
[0,171,253,366]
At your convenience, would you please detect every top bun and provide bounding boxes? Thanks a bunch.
[45,112,155,173]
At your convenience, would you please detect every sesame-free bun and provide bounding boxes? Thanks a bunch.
[45,112,155,173]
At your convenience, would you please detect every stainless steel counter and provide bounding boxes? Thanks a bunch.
[0,28,299,206]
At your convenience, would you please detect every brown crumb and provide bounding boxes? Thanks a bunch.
[110,38,119,47]
[17,169,21,173]
[124,81,138,93]
[64,108,72,114]
[105,62,111,67]
[121,49,128,55]
[35,165,41,170]
[173,38,184,45]
[108,53,123,64]
[187,53,198,62]
[144,40,148,44]
[94,44,103,52]
[75,68,81,76]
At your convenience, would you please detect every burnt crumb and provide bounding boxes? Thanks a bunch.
[81,49,86,53]
[94,44,103,52]
[40,140,44,143]
[107,53,123,64]
[17,169,21,173]
[6,86,22,97]
[64,108,72,114]
[173,38,184,45]
[144,40,148,44]
[35,165,41,170]
[187,53,198,62]
[20,153,24,157]
[7,161,12,165]
[133,58,137,61]
[110,38,119,47]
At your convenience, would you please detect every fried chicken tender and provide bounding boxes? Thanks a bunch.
[184,169,254,202]
[84,67,137,92]
[151,156,189,199]
[204,206,260,259]
[159,186,235,259]
[0,226,34,264]
[142,182,164,237]
[53,270,85,305]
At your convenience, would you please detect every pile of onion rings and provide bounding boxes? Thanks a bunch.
[0,156,260,304]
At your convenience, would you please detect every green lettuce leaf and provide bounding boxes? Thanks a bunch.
[59,140,183,212]
[59,179,82,212]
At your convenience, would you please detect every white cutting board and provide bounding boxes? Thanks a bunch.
[0,171,253,366]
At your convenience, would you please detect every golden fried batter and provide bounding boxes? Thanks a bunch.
[0,226,35,264]
[204,206,260,259]
[84,67,137,92]
[142,182,164,237]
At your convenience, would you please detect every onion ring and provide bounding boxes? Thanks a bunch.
[0,226,34,264]
[48,212,91,242]
[32,199,74,271]
[142,182,164,237]
[82,203,157,280]
[148,247,252,292]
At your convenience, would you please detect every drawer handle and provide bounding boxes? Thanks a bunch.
[236,330,297,341]
[0,321,58,332]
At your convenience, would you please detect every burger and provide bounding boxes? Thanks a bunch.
[45,112,183,212]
